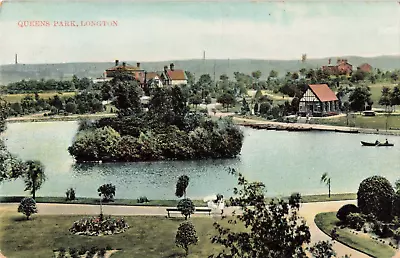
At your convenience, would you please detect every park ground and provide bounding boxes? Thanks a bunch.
[0,200,378,258]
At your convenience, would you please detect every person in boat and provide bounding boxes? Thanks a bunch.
[385,139,389,144]
[375,140,380,145]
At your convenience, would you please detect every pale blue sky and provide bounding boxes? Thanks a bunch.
[0,1,399,64]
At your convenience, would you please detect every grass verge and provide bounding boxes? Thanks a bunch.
[0,193,357,207]
[314,212,396,258]
[0,214,229,258]
[2,92,76,103]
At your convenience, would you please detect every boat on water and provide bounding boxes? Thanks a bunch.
[361,141,394,147]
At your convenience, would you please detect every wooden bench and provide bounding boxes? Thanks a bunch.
[166,207,212,218]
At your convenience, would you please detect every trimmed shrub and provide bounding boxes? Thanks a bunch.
[98,183,116,202]
[357,176,394,222]
[336,204,360,222]
[137,196,149,203]
[65,188,76,201]
[392,192,400,217]
[347,213,365,230]
[17,197,37,220]
[177,198,195,220]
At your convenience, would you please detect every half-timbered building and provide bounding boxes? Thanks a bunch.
[299,84,339,116]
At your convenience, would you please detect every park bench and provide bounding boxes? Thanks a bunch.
[166,207,212,218]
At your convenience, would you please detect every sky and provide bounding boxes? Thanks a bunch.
[0,0,399,64]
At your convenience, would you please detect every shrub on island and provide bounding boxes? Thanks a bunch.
[336,204,360,222]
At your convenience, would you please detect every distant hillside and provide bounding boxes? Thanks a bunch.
[0,55,399,85]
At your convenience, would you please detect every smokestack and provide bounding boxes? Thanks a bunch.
[115,60,119,66]
[137,62,140,68]
[328,58,331,65]
[170,63,174,71]
[15,54,18,64]
[144,71,147,84]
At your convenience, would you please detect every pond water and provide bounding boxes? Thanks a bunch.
[1,121,400,200]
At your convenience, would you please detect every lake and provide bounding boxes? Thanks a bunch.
[1,121,399,200]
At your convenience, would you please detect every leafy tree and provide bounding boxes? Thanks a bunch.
[320,173,331,198]
[18,197,37,220]
[349,86,372,112]
[217,93,235,112]
[97,183,116,202]
[254,89,263,100]
[175,221,198,256]
[185,71,196,86]
[269,70,278,79]
[251,70,262,81]
[390,86,400,110]
[175,175,190,198]
[308,241,336,258]
[259,102,271,115]
[241,98,250,114]
[210,168,311,257]
[65,102,77,113]
[177,198,195,220]
[112,80,142,116]
[189,94,202,109]
[195,74,213,98]
[23,160,46,199]
[379,87,392,111]
[357,176,394,222]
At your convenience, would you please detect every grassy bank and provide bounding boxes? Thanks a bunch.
[0,193,356,207]
[3,92,76,103]
[6,112,116,123]
[313,114,400,130]
[0,214,229,258]
[315,212,396,258]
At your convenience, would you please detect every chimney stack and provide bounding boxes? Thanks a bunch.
[122,62,126,67]
[170,63,174,71]
[115,60,119,66]
[137,62,140,68]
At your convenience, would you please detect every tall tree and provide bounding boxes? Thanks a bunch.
[113,80,142,116]
[390,86,400,111]
[23,160,46,200]
[211,168,311,257]
[176,221,198,256]
[321,173,331,198]
[268,70,278,79]
[348,86,372,112]
[217,93,236,112]
[175,175,190,198]
[378,87,392,112]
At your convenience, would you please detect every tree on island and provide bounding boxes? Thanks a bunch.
[23,160,46,200]
[210,168,311,257]
[175,175,190,198]
[176,221,198,256]
[320,173,332,198]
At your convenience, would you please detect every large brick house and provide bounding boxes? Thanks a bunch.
[299,84,339,116]
[322,58,353,76]
[105,60,145,83]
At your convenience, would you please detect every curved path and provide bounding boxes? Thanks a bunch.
[0,200,374,257]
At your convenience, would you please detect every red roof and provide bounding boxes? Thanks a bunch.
[106,65,143,71]
[309,84,338,102]
[145,72,159,80]
[166,70,186,80]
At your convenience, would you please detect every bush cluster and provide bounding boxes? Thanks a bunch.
[69,215,128,236]
[69,118,243,162]
[336,204,360,222]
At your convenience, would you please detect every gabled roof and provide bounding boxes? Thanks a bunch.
[145,72,160,80]
[309,84,338,102]
[166,70,186,80]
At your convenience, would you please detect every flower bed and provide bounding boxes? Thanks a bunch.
[69,215,129,236]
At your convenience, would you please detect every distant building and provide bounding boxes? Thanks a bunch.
[160,63,188,86]
[105,60,145,83]
[144,72,163,88]
[322,58,353,76]
[299,84,339,116]
[357,63,372,73]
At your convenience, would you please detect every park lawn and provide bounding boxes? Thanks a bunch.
[2,92,76,103]
[0,213,236,258]
[314,114,400,130]
[315,212,396,258]
[369,82,397,105]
